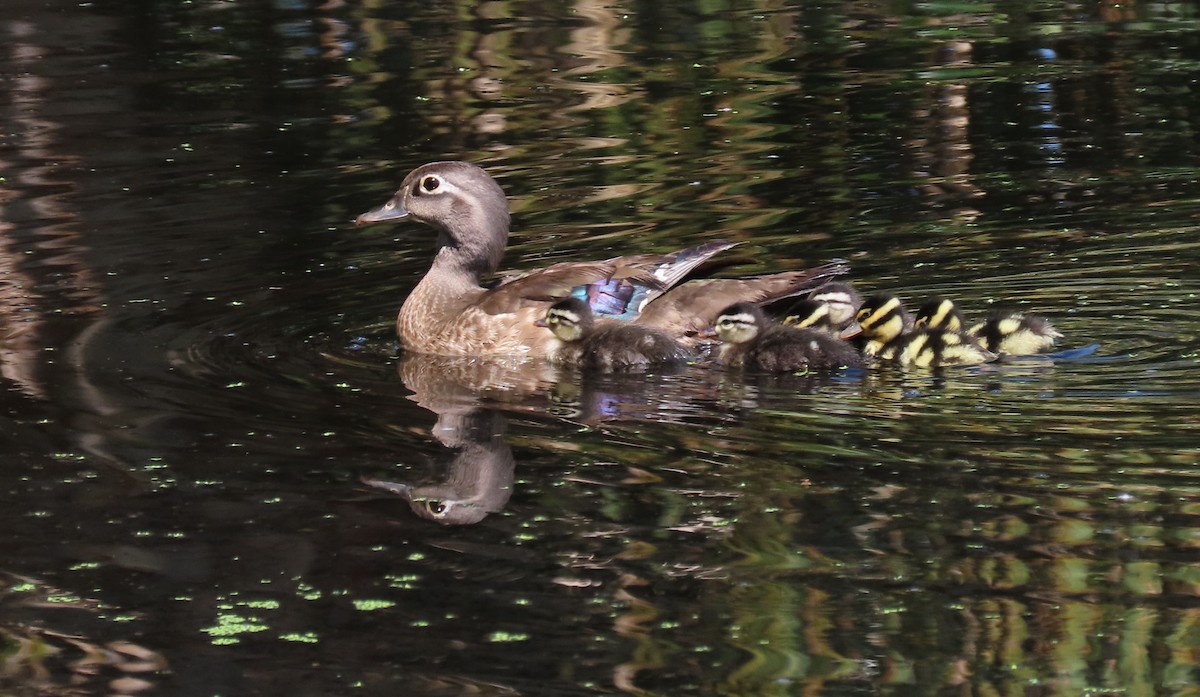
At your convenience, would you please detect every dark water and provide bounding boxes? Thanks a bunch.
[2,0,1200,694]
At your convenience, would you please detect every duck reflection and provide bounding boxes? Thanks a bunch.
[362,406,514,526]
[361,353,556,525]
[370,347,867,525]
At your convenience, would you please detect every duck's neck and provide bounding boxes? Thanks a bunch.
[398,220,510,340]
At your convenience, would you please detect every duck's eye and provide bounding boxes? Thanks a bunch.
[421,175,440,192]
[426,501,447,515]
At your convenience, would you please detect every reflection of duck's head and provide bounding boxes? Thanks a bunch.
[361,408,514,526]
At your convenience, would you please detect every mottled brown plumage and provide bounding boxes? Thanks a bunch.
[356,161,849,356]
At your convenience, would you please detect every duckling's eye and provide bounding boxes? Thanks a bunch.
[419,175,441,193]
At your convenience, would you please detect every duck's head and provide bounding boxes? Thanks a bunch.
[536,298,594,343]
[914,297,965,332]
[784,299,835,332]
[711,302,765,345]
[356,161,511,275]
[853,294,910,343]
[808,281,862,327]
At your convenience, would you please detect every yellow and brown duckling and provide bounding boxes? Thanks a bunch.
[853,294,996,367]
[782,299,840,334]
[806,281,862,330]
[536,298,691,371]
[710,302,864,372]
[915,297,1063,355]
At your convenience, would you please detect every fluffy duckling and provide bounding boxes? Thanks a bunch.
[854,294,996,367]
[711,302,864,372]
[537,298,690,370]
[915,297,1063,355]
[782,299,839,334]
[806,281,862,330]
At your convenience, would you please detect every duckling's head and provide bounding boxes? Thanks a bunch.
[914,297,966,332]
[713,302,766,345]
[538,298,594,343]
[784,300,835,332]
[356,161,511,275]
[854,294,911,343]
[808,282,862,327]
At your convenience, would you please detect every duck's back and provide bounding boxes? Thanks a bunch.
[744,326,864,372]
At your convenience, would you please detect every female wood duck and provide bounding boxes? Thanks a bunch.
[914,297,1063,355]
[536,298,691,370]
[709,302,864,372]
[356,161,848,357]
[853,294,996,367]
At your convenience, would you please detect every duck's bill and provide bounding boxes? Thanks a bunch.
[697,327,718,339]
[839,321,863,340]
[355,197,409,226]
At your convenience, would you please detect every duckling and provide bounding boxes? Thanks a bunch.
[806,281,862,330]
[782,299,839,334]
[537,298,690,371]
[914,297,967,332]
[711,302,864,372]
[914,297,1062,355]
[854,294,996,367]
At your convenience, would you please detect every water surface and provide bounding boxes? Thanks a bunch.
[1,0,1199,695]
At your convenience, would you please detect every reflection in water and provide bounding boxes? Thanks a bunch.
[2,0,1200,695]
[363,406,515,526]
[360,353,554,525]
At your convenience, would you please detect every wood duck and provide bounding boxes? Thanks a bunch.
[356,161,848,357]
[782,299,838,334]
[709,302,864,372]
[536,298,691,370]
[915,297,1063,355]
[805,281,863,330]
[853,294,996,367]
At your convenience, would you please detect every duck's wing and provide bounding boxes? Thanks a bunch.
[636,261,852,337]
[479,241,739,317]
[579,241,742,320]
[476,261,663,314]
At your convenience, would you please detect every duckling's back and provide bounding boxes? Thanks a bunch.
[744,325,864,372]
[575,323,691,371]
[970,311,1063,355]
[880,328,996,367]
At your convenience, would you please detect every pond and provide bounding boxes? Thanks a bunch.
[2,0,1199,695]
